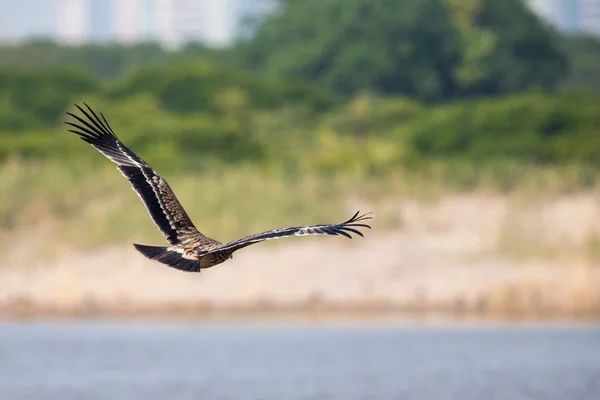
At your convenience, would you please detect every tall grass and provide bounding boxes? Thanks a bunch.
[1,155,599,253]
[0,158,379,249]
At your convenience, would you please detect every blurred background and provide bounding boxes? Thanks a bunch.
[0,0,600,399]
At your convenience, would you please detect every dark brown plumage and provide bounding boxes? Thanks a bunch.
[65,103,372,272]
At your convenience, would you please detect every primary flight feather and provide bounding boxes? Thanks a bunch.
[65,103,372,272]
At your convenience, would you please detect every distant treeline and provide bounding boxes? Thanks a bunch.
[1,0,600,99]
[0,60,336,132]
[232,0,600,99]
[1,64,599,175]
[1,0,600,174]
[0,40,228,78]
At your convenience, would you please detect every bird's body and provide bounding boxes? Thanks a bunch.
[65,104,372,272]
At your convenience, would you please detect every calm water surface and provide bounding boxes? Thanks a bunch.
[0,321,598,400]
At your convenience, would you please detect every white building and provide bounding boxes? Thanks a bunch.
[151,0,257,48]
[580,0,600,36]
[0,0,278,47]
[92,0,248,48]
[154,0,217,48]
[114,0,152,44]
[56,0,87,44]
[0,0,61,42]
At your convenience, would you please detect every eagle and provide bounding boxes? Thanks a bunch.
[65,104,372,272]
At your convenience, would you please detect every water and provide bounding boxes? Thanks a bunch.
[0,321,598,400]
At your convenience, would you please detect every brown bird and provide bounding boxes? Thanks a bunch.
[65,104,372,272]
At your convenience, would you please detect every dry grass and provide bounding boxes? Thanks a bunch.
[0,158,390,251]
[2,158,600,320]
[1,157,599,252]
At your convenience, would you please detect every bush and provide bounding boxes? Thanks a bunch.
[405,92,600,164]
[108,61,338,115]
[0,67,98,130]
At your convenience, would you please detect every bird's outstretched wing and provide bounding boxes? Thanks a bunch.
[203,211,372,255]
[65,103,204,245]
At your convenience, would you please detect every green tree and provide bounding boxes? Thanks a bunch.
[0,67,98,130]
[234,0,568,101]
[464,0,568,96]
[560,34,600,93]
[108,60,337,114]
[0,40,230,79]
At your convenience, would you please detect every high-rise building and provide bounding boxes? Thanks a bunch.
[203,0,233,46]
[157,0,207,47]
[0,0,61,42]
[115,0,145,43]
[89,0,114,42]
[557,0,580,32]
[0,0,274,46]
[56,0,87,44]
[153,0,233,48]
[581,0,600,36]
[140,0,158,40]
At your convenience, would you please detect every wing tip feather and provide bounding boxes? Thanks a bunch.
[336,210,373,238]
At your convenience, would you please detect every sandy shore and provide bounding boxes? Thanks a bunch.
[2,193,600,321]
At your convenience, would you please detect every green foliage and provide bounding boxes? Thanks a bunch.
[0,37,596,186]
[443,0,497,86]
[234,0,568,100]
[561,34,600,93]
[405,92,600,164]
[2,88,599,180]
[469,0,567,95]
[0,40,229,78]
[108,61,337,114]
[235,0,461,100]
[2,74,600,244]
[322,94,425,137]
[0,59,337,139]
[1,8,599,254]
[0,67,98,130]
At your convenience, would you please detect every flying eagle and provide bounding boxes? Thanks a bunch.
[65,104,372,272]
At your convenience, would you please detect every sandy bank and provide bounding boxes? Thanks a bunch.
[2,193,600,320]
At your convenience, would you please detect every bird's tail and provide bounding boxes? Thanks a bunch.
[133,243,201,273]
